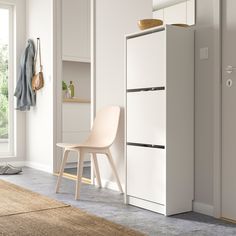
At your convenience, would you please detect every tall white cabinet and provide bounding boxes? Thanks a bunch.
[152,0,195,26]
[62,0,90,62]
[62,102,91,163]
[60,0,91,166]
[125,25,194,216]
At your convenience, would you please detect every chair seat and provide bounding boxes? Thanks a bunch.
[56,143,80,149]
[56,139,110,150]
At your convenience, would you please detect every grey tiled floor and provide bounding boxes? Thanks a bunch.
[0,167,236,236]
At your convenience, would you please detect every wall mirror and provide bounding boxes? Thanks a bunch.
[153,0,195,26]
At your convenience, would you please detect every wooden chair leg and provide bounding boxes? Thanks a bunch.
[92,153,102,188]
[75,149,84,200]
[56,149,69,193]
[106,149,123,193]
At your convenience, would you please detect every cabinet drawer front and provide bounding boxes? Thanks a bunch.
[63,103,90,132]
[127,146,166,204]
[62,0,90,61]
[127,31,165,89]
[127,90,166,145]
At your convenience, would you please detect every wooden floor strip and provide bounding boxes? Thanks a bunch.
[53,172,91,184]
[221,217,236,224]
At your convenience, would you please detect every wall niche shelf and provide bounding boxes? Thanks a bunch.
[62,56,91,63]
[63,98,91,104]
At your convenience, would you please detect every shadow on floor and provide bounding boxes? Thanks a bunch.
[64,166,91,179]
[172,212,236,227]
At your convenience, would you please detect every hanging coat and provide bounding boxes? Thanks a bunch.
[14,39,36,111]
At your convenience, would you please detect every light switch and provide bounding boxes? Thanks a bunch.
[200,47,209,60]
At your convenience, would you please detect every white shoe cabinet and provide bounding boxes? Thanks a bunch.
[125,25,194,216]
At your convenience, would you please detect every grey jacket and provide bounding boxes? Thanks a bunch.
[14,39,36,111]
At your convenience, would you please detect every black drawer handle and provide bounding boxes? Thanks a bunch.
[127,87,165,93]
[127,142,165,149]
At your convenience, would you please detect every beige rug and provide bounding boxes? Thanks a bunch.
[0,180,145,236]
[0,179,68,217]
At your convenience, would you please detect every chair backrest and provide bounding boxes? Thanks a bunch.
[87,106,120,148]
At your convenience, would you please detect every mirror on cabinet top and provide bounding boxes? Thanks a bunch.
[153,0,195,26]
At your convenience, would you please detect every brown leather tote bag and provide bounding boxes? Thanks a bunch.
[32,38,44,91]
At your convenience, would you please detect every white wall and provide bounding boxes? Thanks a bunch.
[25,0,54,172]
[0,0,26,163]
[193,0,216,214]
[95,0,152,189]
[14,0,27,163]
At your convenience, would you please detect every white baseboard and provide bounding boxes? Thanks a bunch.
[193,201,214,217]
[24,161,53,174]
[100,179,125,193]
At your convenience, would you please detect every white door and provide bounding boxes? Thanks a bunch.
[222,0,236,221]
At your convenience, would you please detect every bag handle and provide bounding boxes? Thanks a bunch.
[34,38,42,73]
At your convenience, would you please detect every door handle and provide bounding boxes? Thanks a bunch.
[226,65,236,74]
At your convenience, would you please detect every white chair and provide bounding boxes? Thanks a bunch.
[56,106,123,200]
